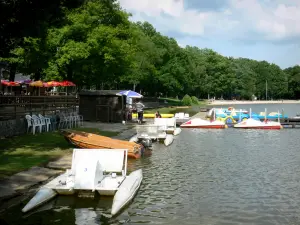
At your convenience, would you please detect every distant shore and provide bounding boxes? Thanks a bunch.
[208,100,300,105]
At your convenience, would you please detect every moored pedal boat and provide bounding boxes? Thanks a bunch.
[234,108,283,130]
[22,149,143,216]
[180,118,227,129]
[234,118,282,129]
[154,118,181,135]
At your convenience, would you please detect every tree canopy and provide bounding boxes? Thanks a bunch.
[1,0,299,99]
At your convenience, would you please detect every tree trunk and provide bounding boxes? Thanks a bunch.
[67,65,73,80]
[9,64,17,81]
[33,69,41,80]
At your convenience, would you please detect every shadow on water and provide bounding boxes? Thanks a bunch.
[1,195,133,225]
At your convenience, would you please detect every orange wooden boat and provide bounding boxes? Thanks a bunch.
[61,129,144,159]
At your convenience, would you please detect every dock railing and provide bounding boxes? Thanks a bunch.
[0,95,78,121]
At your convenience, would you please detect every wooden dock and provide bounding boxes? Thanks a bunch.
[280,118,300,128]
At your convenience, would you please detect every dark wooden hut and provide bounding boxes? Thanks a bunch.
[79,90,126,122]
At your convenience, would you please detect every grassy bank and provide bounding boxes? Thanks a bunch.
[0,128,119,179]
[145,98,207,116]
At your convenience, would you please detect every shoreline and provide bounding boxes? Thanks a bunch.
[0,123,137,214]
[208,100,300,105]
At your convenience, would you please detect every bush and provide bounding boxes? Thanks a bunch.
[191,96,199,105]
[181,94,192,106]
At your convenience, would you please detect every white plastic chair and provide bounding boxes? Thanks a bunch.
[69,112,77,127]
[38,114,51,132]
[25,115,33,133]
[38,115,46,132]
[75,111,83,126]
[58,113,65,129]
[69,112,79,127]
[31,115,43,134]
[65,113,74,128]
[59,113,72,129]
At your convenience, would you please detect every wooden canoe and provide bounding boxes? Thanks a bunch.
[61,129,144,159]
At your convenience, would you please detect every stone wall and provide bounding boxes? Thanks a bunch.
[0,115,58,138]
[0,119,27,138]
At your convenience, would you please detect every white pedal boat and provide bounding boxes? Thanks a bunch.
[22,149,143,216]
[234,108,283,130]
[234,118,282,129]
[180,118,227,129]
[154,118,182,136]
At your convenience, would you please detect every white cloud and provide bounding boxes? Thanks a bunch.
[230,0,300,40]
[119,0,300,42]
[119,0,239,36]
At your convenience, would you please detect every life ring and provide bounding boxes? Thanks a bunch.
[225,116,235,125]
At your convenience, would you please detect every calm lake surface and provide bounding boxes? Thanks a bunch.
[2,103,300,225]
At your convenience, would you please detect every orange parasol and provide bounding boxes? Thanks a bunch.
[47,81,62,87]
[29,80,44,87]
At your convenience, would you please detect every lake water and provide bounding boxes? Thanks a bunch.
[1,104,300,225]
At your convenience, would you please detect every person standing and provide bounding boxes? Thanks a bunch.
[155,111,162,118]
[135,99,145,124]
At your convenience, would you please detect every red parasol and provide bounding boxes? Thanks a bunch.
[43,82,49,87]
[61,81,76,87]
[9,81,21,86]
[1,80,20,86]
[1,80,11,86]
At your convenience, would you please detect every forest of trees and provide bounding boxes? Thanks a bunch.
[1,0,300,100]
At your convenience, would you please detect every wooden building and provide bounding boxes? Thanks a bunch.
[79,90,126,122]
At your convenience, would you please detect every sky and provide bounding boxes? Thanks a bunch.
[118,0,300,69]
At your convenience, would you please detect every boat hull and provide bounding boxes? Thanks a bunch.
[111,169,143,216]
[61,130,143,159]
[22,188,57,213]
[164,134,174,146]
[173,128,182,135]
[234,125,282,129]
